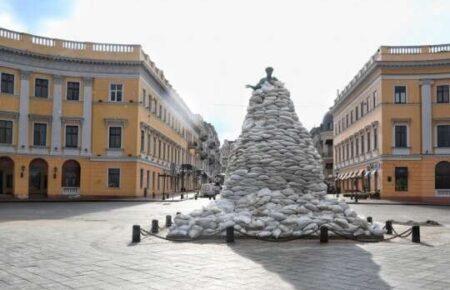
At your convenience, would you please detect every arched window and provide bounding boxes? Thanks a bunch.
[436,161,450,189]
[62,160,80,187]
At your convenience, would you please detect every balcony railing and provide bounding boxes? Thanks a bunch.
[62,187,80,196]
[334,43,450,106]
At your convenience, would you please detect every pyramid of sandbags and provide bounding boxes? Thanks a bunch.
[168,79,383,239]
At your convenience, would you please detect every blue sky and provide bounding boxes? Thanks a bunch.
[0,0,73,31]
[1,0,450,143]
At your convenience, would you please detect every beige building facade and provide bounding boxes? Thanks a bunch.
[332,45,450,203]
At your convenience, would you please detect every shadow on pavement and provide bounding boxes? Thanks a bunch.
[230,240,392,290]
[0,202,146,222]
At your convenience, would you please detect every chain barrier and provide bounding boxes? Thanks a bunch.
[138,221,418,244]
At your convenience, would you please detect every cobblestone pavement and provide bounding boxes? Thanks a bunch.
[1,199,450,289]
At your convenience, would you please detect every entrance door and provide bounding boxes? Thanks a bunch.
[0,157,14,195]
[29,158,48,197]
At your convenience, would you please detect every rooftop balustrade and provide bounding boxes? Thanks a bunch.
[334,44,450,106]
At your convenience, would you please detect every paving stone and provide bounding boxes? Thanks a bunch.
[0,200,449,289]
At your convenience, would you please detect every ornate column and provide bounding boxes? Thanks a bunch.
[421,79,432,154]
[18,70,31,153]
[81,77,92,156]
[50,75,63,155]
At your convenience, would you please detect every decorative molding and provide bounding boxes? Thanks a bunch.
[28,114,52,122]
[0,111,19,119]
[61,116,84,125]
[104,118,128,127]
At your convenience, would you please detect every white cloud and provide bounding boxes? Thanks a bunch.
[3,0,449,143]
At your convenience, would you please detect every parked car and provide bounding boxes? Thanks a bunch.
[199,183,221,199]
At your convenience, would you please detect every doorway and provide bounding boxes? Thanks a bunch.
[29,158,48,197]
[0,157,14,195]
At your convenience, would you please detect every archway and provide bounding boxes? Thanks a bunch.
[29,158,48,197]
[0,157,14,195]
[435,161,450,189]
[62,160,80,187]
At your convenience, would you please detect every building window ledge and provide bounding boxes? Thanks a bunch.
[392,147,410,155]
[0,144,15,153]
[106,148,124,157]
[436,189,450,197]
[435,147,450,154]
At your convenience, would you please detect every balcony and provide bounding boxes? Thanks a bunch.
[62,187,80,196]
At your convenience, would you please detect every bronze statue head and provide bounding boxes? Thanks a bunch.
[265,67,274,78]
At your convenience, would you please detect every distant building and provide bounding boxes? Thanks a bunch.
[310,111,334,186]
[332,44,450,203]
[0,27,219,199]
[219,139,236,174]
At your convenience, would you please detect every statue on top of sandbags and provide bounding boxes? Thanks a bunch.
[246,66,279,90]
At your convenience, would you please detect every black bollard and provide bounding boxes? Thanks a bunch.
[166,215,172,227]
[195,194,198,200]
[180,193,184,200]
[412,225,420,243]
[385,220,393,235]
[367,216,373,223]
[132,225,141,243]
[162,194,165,201]
[226,226,235,243]
[320,226,329,243]
[151,219,159,234]
[355,195,359,203]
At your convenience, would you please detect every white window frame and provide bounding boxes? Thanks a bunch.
[393,85,408,104]
[32,121,48,147]
[107,168,121,188]
[107,125,123,150]
[66,81,81,101]
[0,118,14,146]
[64,124,81,149]
[34,77,50,99]
[392,122,410,155]
[109,83,123,102]
[435,122,450,154]
[0,72,15,95]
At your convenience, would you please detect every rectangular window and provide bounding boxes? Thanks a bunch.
[355,138,359,156]
[142,89,146,106]
[355,107,359,120]
[109,126,122,149]
[0,120,13,144]
[395,167,408,191]
[346,114,349,128]
[65,125,78,148]
[394,86,406,104]
[110,84,123,102]
[35,78,49,98]
[361,135,365,153]
[33,123,47,146]
[1,73,14,94]
[372,91,377,108]
[350,140,354,158]
[360,102,364,117]
[395,125,407,148]
[158,105,162,118]
[437,85,449,103]
[67,82,80,101]
[140,168,144,189]
[373,127,378,150]
[350,111,353,124]
[437,125,450,147]
[140,130,145,152]
[367,131,371,152]
[146,170,150,188]
[108,168,120,188]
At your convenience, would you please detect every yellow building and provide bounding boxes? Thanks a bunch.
[332,44,450,204]
[0,27,219,199]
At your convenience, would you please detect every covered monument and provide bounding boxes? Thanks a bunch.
[168,68,384,239]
